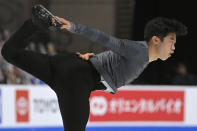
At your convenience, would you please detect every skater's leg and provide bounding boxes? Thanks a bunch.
[58,83,91,131]
[1,20,53,85]
[53,58,102,131]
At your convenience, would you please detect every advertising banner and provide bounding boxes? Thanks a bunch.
[89,90,184,122]
[0,85,197,131]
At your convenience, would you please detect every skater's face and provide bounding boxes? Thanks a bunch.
[156,33,176,61]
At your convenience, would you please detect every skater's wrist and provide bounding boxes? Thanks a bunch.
[68,21,76,33]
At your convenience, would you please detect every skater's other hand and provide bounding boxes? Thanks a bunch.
[51,18,57,26]
[52,16,71,30]
[76,52,95,60]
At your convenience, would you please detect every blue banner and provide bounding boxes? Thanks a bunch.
[0,126,197,131]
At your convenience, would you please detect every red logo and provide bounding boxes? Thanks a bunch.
[89,90,184,122]
[16,90,29,122]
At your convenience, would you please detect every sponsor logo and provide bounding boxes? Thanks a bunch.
[89,90,184,122]
[0,90,2,124]
[90,96,108,116]
[33,99,59,113]
[16,90,29,122]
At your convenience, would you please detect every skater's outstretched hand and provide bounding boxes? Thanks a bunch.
[52,16,71,30]
[76,52,95,60]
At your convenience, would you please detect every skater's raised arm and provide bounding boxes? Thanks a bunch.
[54,17,126,56]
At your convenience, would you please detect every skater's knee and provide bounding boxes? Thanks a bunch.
[1,43,18,63]
[1,43,10,60]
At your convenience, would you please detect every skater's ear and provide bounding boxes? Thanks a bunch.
[152,36,161,45]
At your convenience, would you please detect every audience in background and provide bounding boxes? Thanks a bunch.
[172,63,197,85]
[1,27,197,85]
[0,28,56,85]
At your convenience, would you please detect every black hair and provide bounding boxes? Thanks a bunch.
[144,17,188,42]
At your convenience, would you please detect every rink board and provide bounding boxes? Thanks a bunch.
[0,85,197,131]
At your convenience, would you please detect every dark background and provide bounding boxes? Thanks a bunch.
[0,0,196,85]
[132,0,197,84]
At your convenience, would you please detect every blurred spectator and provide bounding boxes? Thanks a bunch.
[6,64,24,84]
[172,63,197,85]
[0,27,7,83]
[47,42,56,55]
[38,42,47,54]
[0,64,7,84]
[0,25,72,85]
[22,70,45,85]
[0,27,48,85]
[3,29,11,40]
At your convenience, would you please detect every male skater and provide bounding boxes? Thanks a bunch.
[1,5,187,131]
